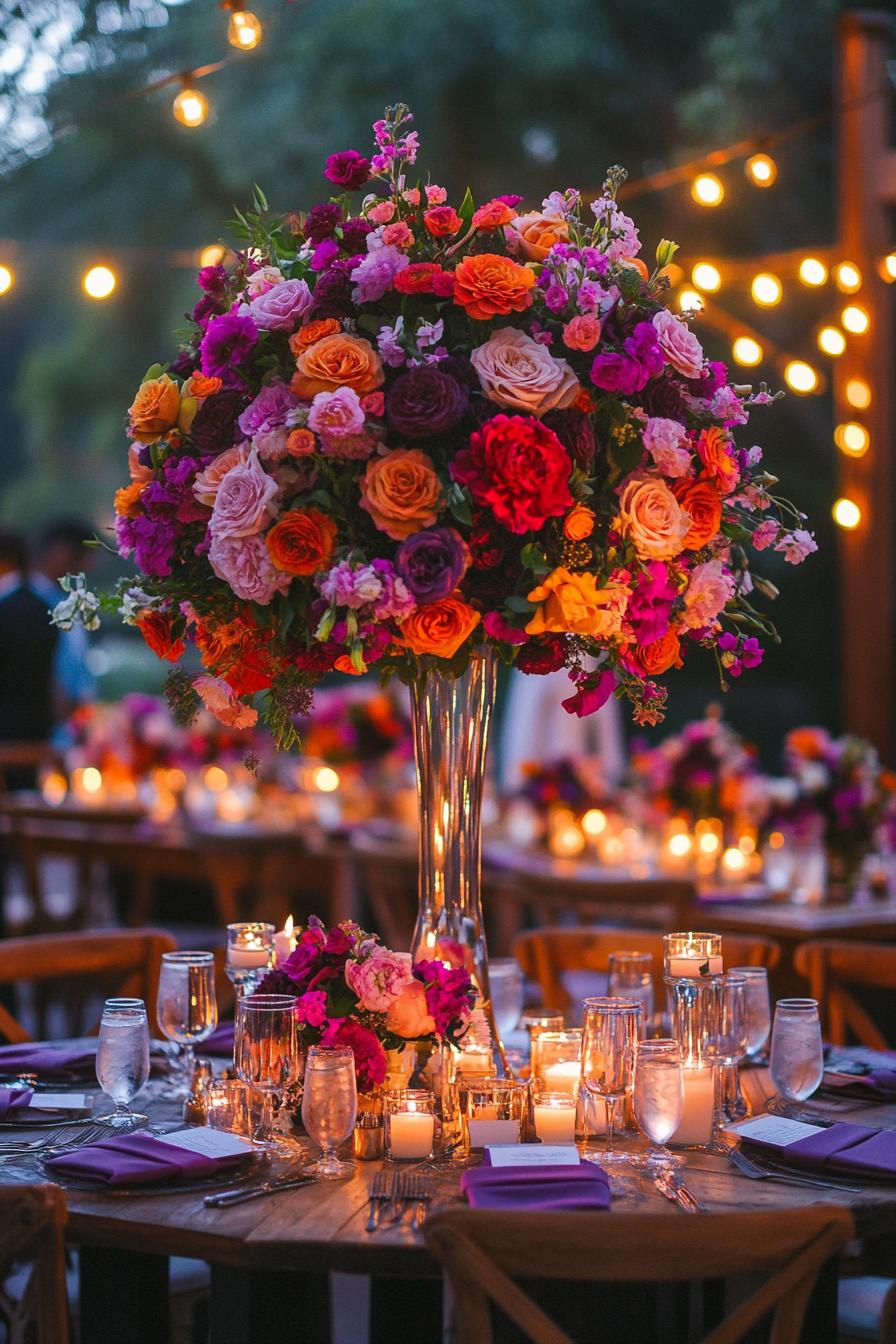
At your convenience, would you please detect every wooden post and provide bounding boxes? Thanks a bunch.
[836,11,896,757]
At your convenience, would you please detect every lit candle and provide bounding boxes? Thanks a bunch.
[457,1049,494,1078]
[669,1066,714,1146]
[667,954,724,977]
[388,1104,434,1160]
[227,938,270,970]
[534,1097,577,1144]
[274,915,296,965]
[542,1060,582,1096]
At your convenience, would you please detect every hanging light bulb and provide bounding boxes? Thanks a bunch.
[799,257,828,287]
[845,378,872,410]
[691,262,721,292]
[227,5,263,49]
[732,336,763,367]
[834,262,862,293]
[82,265,117,300]
[691,174,724,207]
[0,265,13,296]
[172,83,208,128]
[834,423,870,457]
[817,326,846,357]
[751,272,782,306]
[833,497,862,530]
[745,152,777,187]
[784,360,819,394]
[841,304,870,335]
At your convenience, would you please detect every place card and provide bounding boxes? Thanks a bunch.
[29,1093,89,1111]
[726,1114,823,1149]
[487,1144,581,1168]
[467,1119,519,1148]
[155,1126,254,1159]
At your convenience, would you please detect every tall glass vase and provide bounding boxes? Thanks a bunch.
[409,650,510,1074]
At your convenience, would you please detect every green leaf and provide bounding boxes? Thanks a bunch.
[608,435,643,476]
[457,186,475,230]
[252,183,269,213]
[141,363,165,383]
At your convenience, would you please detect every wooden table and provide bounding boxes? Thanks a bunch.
[3,1055,896,1343]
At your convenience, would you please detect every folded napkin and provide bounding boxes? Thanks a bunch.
[460,1163,611,1212]
[205,1022,234,1056]
[0,1043,96,1081]
[0,1087,32,1119]
[45,1132,246,1188]
[823,1068,896,1101]
[745,1121,896,1180]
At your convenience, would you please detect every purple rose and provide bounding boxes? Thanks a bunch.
[189,390,245,457]
[209,451,279,540]
[245,278,313,332]
[385,366,468,438]
[238,383,300,439]
[590,321,664,396]
[396,527,469,602]
[542,407,596,469]
[200,311,258,380]
[304,202,343,243]
[324,150,371,189]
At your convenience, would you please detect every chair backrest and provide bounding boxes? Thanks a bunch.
[0,1184,69,1344]
[513,925,781,1013]
[0,928,178,1043]
[425,1205,854,1344]
[794,939,896,1048]
[494,865,697,934]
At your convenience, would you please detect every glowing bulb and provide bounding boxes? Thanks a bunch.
[227,9,262,48]
[732,336,763,367]
[0,265,13,296]
[203,765,229,793]
[692,262,721,292]
[834,262,862,293]
[698,831,721,855]
[668,833,693,858]
[784,360,819,394]
[799,257,828,287]
[746,152,777,186]
[691,174,724,207]
[582,808,607,837]
[833,497,862,530]
[82,265,116,299]
[199,244,226,268]
[722,846,747,873]
[751,272,782,306]
[82,767,103,795]
[881,253,896,283]
[817,326,846,357]
[313,766,340,793]
[678,289,704,314]
[769,830,785,850]
[841,304,870,334]
[172,87,208,128]
[845,378,872,410]
[834,422,870,457]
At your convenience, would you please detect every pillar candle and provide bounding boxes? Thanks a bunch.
[542,1060,582,1096]
[388,1110,434,1159]
[534,1101,577,1144]
[669,1066,714,1146]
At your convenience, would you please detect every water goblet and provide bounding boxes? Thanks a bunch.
[704,972,749,1122]
[770,998,824,1102]
[235,993,300,1150]
[608,952,655,1035]
[581,996,642,1165]
[156,952,217,1100]
[96,999,150,1130]
[301,1046,357,1178]
[632,1039,684,1168]
[730,966,771,1064]
[488,958,525,1043]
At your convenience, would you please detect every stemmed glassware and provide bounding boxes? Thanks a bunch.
[301,1046,357,1178]
[235,994,300,1150]
[704,972,749,1122]
[632,1039,684,1168]
[488,959,525,1042]
[581,997,642,1165]
[731,966,772,1064]
[156,952,218,1099]
[770,998,824,1103]
[96,999,150,1130]
[608,952,655,1035]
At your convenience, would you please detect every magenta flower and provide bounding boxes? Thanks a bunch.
[200,311,258,380]
[320,1018,386,1092]
[324,150,371,190]
[562,669,617,717]
[627,562,678,646]
[590,322,664,396]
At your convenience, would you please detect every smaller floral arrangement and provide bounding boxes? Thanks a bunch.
[628,709,763,827]
[300,687,412,768]
[258,916,475,1091]
[518,756,607,813]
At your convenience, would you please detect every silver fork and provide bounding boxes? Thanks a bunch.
[723,1144,862,1192]
[404,1174,432,1229]
[366,1170,393,1232]
[0,1121,108,1158]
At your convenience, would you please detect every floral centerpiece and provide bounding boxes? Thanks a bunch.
[300,687,412,769]
[258,916,475,1091]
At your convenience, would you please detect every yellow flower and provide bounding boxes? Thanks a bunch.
[526,568,629,638]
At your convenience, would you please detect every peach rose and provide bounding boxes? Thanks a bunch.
[183,374,223,398]
[615,476,691,561]
[471,200,517,230]
[192,442,251,507]
[266,509,337,575]
[359,448,442,540]
[128,374,181,443]
[510,211,570,261]
[286,428,317,457]
[563,504,595,541]
[696,426,740,495]
[525,568,629,638]
[398,596,481,658]
[626,630,683,676]
[291,332,384,399]
[289,319,341,356]
[470,327,579,418]
[562,315,602,352]
[452,253,536,321]
[385,981,436,1038]
[674,479,723,551]
[114,481,146,518]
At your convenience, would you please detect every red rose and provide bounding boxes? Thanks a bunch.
[393,263,442,295]
[516,635,568,675]
[451,414,573,535]
[423,206,463,237]
[136,609,185,663]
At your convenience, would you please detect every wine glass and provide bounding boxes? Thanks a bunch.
[632,1039,684,1168]
[770,998,824,1102]
[488,959,525,1042]
[156,952,217,1099]
[608,952,655,1035]
[581,997,642,1165]
[730,967,771,1064]
[96,999,150,1130]
[301,1046,357,1178]
[235,994,299,1150]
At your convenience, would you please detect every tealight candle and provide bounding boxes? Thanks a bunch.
[542,1060,582,1096]
[663,933,723,979]
[669,1066,714,1146]
[533,1094,577,1144]
[667,954,724,978]
[227,941,270,969]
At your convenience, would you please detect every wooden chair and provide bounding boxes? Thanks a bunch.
[0,1185,69,1344]
[0,928,177,1043]
[425,1205,854,1344]
[513,925,781,1014]
[794,939,896,1048]
[0,744,54,795]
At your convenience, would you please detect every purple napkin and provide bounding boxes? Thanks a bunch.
[745,1121,896,1180]
[460,1163,611,1211]
[45,1132,246,1188]
[823,1069,896,1101]
[205,1022,234,1056]
[0,1087,32,1119]
[0,1044,96,1081]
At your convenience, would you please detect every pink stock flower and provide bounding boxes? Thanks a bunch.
[642,417,691,477]
[775,530,818,565]
[681,559,735,631]
[752,520,780,551]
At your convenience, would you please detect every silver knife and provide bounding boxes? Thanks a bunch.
[203,1175,315,1207]
[654,1172,701,1213]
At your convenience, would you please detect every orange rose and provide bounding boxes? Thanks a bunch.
[452,253,536,321]
[286,428,316,458]
[265,509,337,575]
[510,211,570,261]
[626,630,683,676]
[615,476,691,561]
[399,596,481,659]
[674,479,724,551]
[563,504,595,541]
[128,374,181,443]
[114,481,146,518]
[183,374,222,398]
[288,319,341,355]
[472,200,517,230]
[696,426,740,495]
[359,448,442,541]
[290,332,384,398]
[385,981,436,1038]
[525,568,629,638]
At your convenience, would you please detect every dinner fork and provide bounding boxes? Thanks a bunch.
[366,1170,393,1232]
[722,1144,861,1193]
[0,1121,108,1159]
[403,1174,432,1229]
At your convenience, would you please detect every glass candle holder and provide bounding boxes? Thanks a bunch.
[462,1078,530,1151]
[455,1043,496,1082]
[532,1090,577,1145]
[663,932,723,979]
[522,1012,565,1038]
[226,922,275,999]
[530,1029,582,1095]
[608,951,655,1035]
[205,1079,252,1137]
[385,1090,436,1162]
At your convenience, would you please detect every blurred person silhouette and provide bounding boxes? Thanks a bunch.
[0,527,60,788]
[30,517,97,717]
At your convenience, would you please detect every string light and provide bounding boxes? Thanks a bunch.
[845,378,872,410]
[172,85,209,128]
[881,253,896,283]
[799,257,828,287]
[678,289,704,314]
[817,326,846,357]
[833,497,862,530]
[751,272,782,306]
[745,153,777,187]
[199,244,227,267]
[732,336,763,367]
[691,263,721,292]
[82,265,116,300]
[834,423,870,457]
[834,261,862,293]
[0,265,13,296]
[784,360,819,394]
[841,304,870,334]
[226,4,263,50]
[691,174,724,207]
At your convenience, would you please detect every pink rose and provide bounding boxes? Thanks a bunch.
[246,278,314,332]
[346,948,414,1013]
[425,184,448,204]
[382,221,414,248]
[681,559,735,630]
[192,442,251,506]
[192,675,258,729]
[385,980,436,1038]
[209,532,291,604]
[470,327,579,418]
[368,201,396,224]
[642,417,692,478]
[307,387,366,439]
[652,309,704,379]
[209,451,279,540]
[562,314,602,351]
[245,265,284,298]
